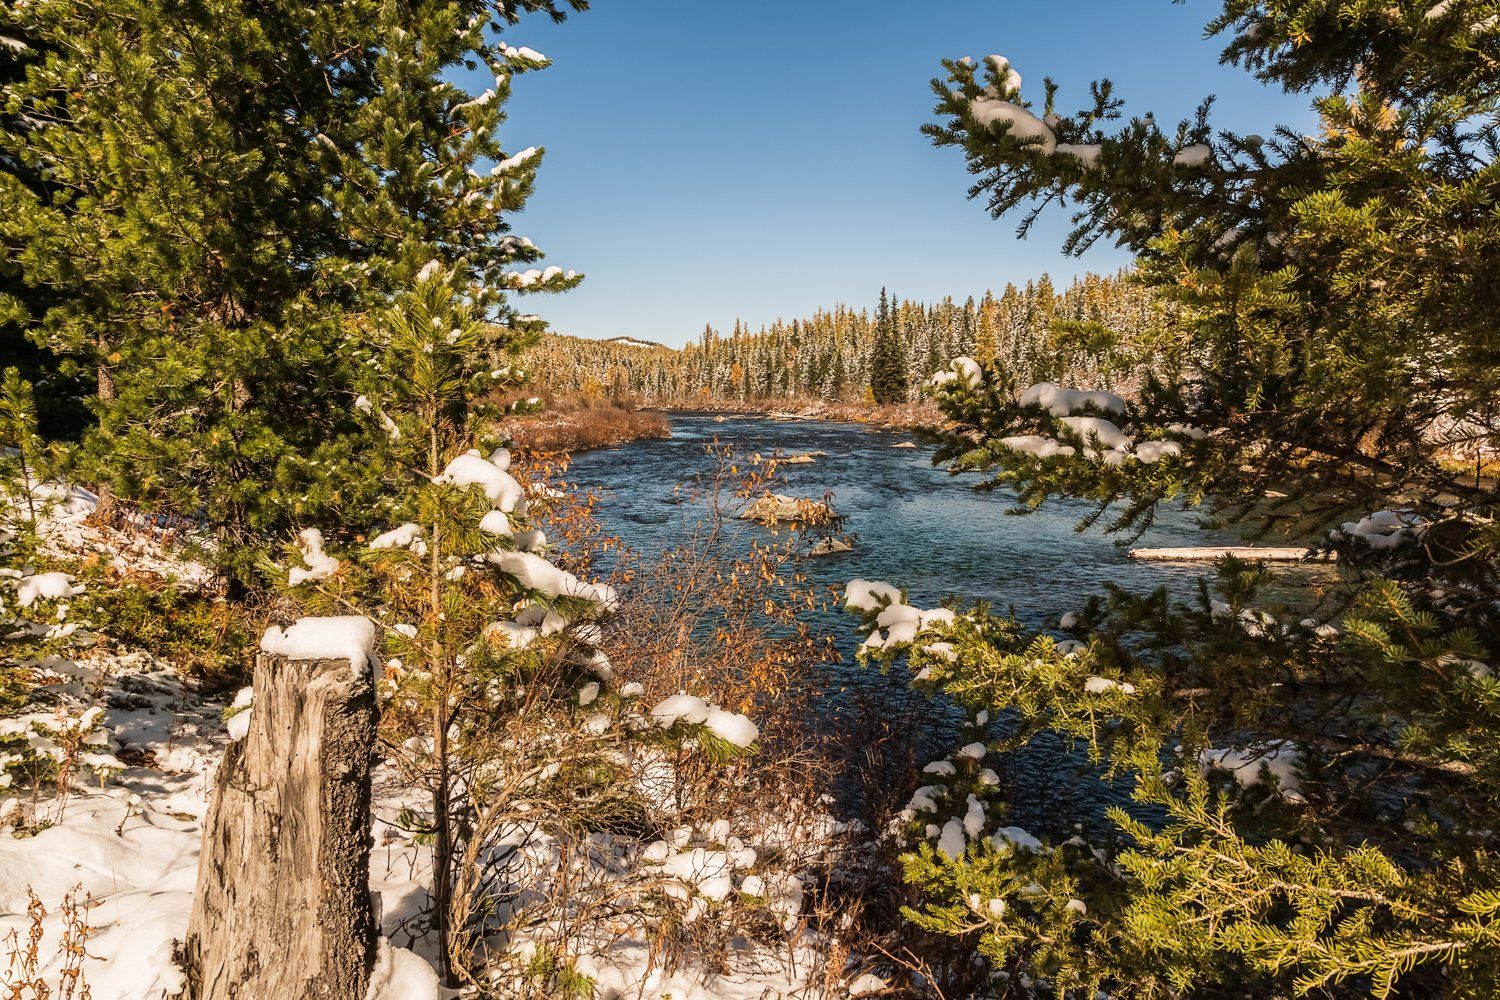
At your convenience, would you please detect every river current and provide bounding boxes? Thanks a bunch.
[565,412,1304,830]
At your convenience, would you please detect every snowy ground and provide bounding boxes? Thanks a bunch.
[0,660,867,1000]
[0,649,217,1000]
[1,491,885,999]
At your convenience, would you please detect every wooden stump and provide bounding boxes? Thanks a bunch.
[177,653,377,1000]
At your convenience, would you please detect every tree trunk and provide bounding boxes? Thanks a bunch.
[89,357,118,525]
[176,653,378,1000]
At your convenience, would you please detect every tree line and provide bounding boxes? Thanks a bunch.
[525,270,1171,405]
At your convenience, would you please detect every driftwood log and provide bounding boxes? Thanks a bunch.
[1128,546,1329,563]
[176,653,377,1000]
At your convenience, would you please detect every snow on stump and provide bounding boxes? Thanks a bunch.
[177,618,379,1000]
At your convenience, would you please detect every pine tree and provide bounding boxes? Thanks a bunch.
[869,286,908,404]
[847,4,1500,996]
[0,28,85,441]
[974,290,999,366]
[0,368,46,527]
[278,261,615,985]
[0,0,586,578]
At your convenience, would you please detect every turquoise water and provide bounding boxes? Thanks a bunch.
[565,412,1307,828]
[567,412,1245,619]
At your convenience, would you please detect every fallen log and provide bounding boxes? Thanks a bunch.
[1128,546,1330,563]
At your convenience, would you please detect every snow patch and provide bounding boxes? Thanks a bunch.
[436,450,525,513]
[1055,142,1102,167]
[1174,143,1213,167]
[844,579,902,612]
[369,522,426,554]
[1201,743,1307,804]
[703,708,759,748]
[1084,676,1136,695]
[651,694,712,728]
[225,687,254,742]
[1338,509,1428,550]
[928,356,983,389]
[365,938,440,1000]
[486,550,617,609]
[16,572,84,607]
[1059,416,1132,451]
[1134,440,1182,464]
[1000,435,1075,459]
[1018,382,1127,416]
[970,99,1056,153]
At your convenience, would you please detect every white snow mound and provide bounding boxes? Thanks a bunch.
[259,616,378,673]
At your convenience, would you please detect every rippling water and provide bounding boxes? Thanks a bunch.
[568,412,1242,612]
[565,412,1309,829]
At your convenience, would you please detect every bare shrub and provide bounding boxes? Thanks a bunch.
[3,885,97,1000]
[579,450,878,985]
[372,446,905,996]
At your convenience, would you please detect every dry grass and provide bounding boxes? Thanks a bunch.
[501,392,670,456]
[3,886,97,1000]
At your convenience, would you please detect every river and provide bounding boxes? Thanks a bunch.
[565,412,1311,830]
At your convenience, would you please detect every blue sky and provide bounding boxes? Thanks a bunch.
[484,1,1316,347]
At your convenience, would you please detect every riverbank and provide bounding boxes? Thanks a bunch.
[650,396,944,432]
[502,396,670,454]
[506,392,942,455]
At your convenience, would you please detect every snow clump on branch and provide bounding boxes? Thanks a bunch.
[1018,382,1126,416]
[928,356,984,389]
[435,449,526,512]
[1336,509,1429,550]
[970,97,1056,153]
[486,549,619,610]
[843,579,955,652]
[649,694,760,749]
[288,527,339,586]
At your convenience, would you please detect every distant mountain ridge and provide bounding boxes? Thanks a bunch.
[600,336,668,350]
